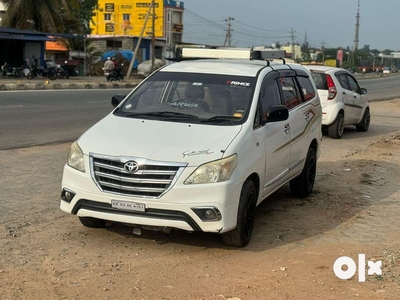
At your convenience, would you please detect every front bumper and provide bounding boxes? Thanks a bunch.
[60,164,243,233]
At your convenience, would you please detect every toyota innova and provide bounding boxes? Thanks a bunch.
[61,48,322,247]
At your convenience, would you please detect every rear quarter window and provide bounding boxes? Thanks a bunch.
[310,72,327,90]
[297,76,316,102]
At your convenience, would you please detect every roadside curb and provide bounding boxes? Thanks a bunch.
[0,82,139,91]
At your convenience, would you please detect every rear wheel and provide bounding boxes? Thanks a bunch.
[79,217,107,228]
[222,180,257,247]
[328,113,344,139]
[15,70,23,78]
[290,147,317,198]
[356,108,370,132]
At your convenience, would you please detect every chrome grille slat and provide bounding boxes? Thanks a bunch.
[94,162,177,175]
[95,171,173,185]
[91,154,186,198]
[99,181,165,193]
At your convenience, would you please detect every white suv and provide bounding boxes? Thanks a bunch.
[60,48,322,247]
[306,66,370,139]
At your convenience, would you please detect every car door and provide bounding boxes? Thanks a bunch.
[277,71,311,177]
[255,74,291,198]
[346,74,366,123]
[335,72,354,124]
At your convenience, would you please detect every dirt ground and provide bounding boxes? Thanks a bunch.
[1,99,400,300]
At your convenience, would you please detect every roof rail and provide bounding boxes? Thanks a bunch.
[175,47,286,64]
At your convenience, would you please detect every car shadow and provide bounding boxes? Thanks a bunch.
[322,123,399,140]
[104,158,399,251]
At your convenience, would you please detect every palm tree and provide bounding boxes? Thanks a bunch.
[2,0,78,33]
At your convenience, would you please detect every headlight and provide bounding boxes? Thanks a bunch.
[184,154,237,184]
[67,141,85,172]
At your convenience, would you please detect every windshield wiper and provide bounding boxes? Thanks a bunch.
[200,115,240,123]
[124,111,199,118]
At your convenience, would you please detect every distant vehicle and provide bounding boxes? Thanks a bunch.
[306,66,370,139]
[383,67,391,74]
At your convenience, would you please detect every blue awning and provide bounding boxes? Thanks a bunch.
[0,34,55,41]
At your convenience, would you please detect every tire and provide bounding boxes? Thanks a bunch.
[290,147,317,198]
[15,70,23,78]
[356,108,370,132]
[79,216,107,228]
[48,72,57,80]
[221,180,257,247]
[27,72,35,80]
[328,113,344,139]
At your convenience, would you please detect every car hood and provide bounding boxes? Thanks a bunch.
[78,114,241,166]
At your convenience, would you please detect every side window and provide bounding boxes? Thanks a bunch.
[279,76,302,109]
[336,74,350,90]
[261,79,281,113]
[297,76,316,102]
[347,75,360,92]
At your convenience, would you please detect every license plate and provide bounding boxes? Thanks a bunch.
[111,200,146,212]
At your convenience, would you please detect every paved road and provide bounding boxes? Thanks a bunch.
[0,89,132,150]
[359,74,400,101]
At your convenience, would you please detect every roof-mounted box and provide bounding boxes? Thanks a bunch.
[176,47,286,62]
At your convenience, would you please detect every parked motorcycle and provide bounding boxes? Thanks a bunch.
[56,61,69,79]
[27,65,57,80]
[106,63,124,82]
[0,62,23,78]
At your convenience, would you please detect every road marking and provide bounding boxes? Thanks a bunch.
[0,105,23,108]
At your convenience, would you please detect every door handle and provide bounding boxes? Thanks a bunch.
[304,114,310,122]
[284,123,290,134]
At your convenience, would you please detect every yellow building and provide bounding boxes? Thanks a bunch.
[92,0,180,38]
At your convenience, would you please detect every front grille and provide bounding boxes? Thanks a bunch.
[90,154,186,198]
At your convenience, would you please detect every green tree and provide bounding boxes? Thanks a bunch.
[2,0,71,32]
[2,0,98,34]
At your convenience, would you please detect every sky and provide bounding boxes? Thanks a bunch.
[181,0,400,51]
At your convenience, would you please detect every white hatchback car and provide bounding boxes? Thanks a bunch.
[306,66,370,139]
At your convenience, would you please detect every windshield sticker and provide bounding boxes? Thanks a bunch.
[227,80,251,87]
[168,102,199,108]
[193,82,203,86]
[182,149,214,158]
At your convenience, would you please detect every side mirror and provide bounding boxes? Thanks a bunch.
[111,94,126,107]
[264,105,289,123]
[360,87,367,95]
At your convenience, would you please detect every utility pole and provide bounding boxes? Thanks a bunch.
[151,0,155,71]
[289,27,296,59]
[352,0,361,64]
[223,17,234,47]
[126,2,153,78]
[321,41,325,64]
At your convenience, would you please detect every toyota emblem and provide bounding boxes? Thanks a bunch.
[124,161,139,173]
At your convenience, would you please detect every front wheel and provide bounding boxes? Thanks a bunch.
[79,217,107,228]
[27,72,35,80]
[221,180,257,247]
[328,113,344,139]
[290,147,317,198]
[48,72,57,80]
[356,108,370,132]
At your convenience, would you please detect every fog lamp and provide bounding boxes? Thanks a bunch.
[61,189,76,203]
[192,207,222,222]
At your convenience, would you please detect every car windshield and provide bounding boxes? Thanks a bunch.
[114,71,256,125]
